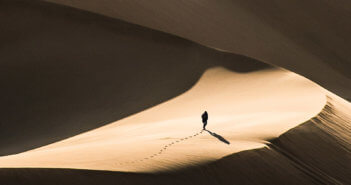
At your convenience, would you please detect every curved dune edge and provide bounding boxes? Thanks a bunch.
[41,0,351,100]
[1,1,350,184]
[0,67,328,173]
[0,0,271,156]
[264,94,351,184]
[0,94,350,185]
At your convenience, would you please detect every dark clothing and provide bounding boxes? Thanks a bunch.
[202,111,208,129]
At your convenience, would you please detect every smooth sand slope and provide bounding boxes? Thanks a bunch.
[0,67,326,171]
[42,0,351,100]
[1,68,350,185]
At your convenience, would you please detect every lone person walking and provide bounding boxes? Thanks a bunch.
[202,111,208,130]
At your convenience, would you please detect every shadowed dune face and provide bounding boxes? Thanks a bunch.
[43,0,351,100]
[0,0,268,155]
[236,0,351,79]
[270,96,351,184]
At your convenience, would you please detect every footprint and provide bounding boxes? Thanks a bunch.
[117,131,204,165]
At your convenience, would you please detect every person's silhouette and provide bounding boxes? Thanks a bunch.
[202,111,208,130]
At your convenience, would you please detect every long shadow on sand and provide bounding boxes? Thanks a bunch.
[204,129,230,145]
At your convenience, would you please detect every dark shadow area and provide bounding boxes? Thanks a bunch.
[236,0,351,79]
[0,0,271,155]
[43,0,351,100]
[204,129,230,145]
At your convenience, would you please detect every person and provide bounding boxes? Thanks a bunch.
[201,111,208,130]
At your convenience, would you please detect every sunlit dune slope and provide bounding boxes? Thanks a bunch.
[0,67,326,172]
[1,73,350,185]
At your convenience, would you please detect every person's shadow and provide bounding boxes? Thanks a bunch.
[204,129,230,145]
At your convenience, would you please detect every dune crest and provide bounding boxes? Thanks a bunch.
[0,67,328,172]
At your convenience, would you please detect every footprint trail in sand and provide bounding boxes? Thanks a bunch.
[117,130,205,165]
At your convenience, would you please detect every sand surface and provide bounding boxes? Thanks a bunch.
[0,1,350,184]
[0,67,326,172]
[0,0,268,155]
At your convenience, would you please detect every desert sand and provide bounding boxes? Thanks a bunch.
[0,0,268,156]
[0,68,350,184]
[0,67,326,172]
[0,0,350,185]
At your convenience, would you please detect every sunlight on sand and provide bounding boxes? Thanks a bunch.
[0,67,326,172]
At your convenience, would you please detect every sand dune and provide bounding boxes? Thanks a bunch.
[1,0,351,184]
[0,0,267,155]
[0,67,327,171]
[42,0,351,100]
[0,69,350,184]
